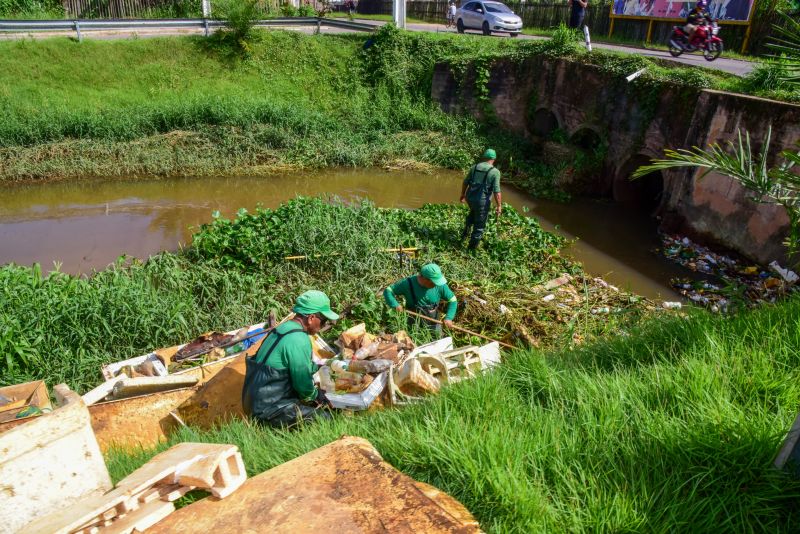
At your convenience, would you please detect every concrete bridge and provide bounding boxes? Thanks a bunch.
[432,57,800,265]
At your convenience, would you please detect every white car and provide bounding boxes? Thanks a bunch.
[456,1,523,37]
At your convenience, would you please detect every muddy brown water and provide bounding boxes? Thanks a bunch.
[0,168,686,299]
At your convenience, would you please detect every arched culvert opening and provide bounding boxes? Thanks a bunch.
[613,154,664,216]
[531,109,559,137]
[570,128,602,150]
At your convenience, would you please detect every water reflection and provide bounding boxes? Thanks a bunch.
[0,169,683,299]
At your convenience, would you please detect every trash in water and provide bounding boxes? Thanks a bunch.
[659,234,798,310]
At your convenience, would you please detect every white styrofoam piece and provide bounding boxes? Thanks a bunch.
[408,337,453,359]
[477,341,501,369]
[326,371,388,411]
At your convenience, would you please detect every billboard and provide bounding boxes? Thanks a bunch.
[611,0,755,22]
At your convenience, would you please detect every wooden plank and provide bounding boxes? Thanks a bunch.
[111,375,199,399]
[149,436,480,533]
[0,380,51,423]
[89,388,196,453]
[1,388,112,534]
[82,373,128,406]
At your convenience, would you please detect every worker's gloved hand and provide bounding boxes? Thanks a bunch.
[443,319,455,329]
[316,388,333,409]
[395,305,404,313]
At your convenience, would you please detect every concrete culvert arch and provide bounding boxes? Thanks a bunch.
[570,128,602,150]
[531,108,559,137]
[613,154,664,216]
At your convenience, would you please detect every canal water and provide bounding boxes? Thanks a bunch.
[0,168,687,299]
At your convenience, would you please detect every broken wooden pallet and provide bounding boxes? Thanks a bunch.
[24,442,246,534]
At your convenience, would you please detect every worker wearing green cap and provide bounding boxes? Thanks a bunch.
[460,148,502,250]
[243,290,340,428]
[383,263,458,334]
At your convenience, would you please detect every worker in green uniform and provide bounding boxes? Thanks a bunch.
[242,290,340,428]
[383,263,457,335]
[460,148,502,250]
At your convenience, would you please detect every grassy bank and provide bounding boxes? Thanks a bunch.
[106,294,800,531]
[0,26,797,186]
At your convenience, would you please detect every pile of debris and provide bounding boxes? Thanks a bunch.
[457,273,652,346]
[659,234,799,310]
[317,323,500,410]
[1,385,480,533]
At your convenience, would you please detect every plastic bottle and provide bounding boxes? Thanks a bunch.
[354,341,380,360]
[330,360,350,373]
[318,366,334,392]
[348,359,392,374]
[225,342,245,355]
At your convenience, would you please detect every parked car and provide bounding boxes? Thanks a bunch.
[455,1,523,37]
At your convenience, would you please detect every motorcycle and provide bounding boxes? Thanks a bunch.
[668,21,723,62]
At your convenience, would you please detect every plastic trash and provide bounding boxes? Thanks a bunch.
[354,341,380,360]
[769,261,799,283]
[662,301,682,309]
[542,294,556,302]
[348,359,393,374]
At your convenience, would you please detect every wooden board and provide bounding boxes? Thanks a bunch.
[0,380,52,423]
[0,389,112,534]
[148,436,480,533]
[88,388,196,453]
[175,356,247,429]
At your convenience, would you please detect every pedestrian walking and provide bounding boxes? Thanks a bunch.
[569,0,588,29]
[460,148,502,250]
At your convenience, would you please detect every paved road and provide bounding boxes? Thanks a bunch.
[355,18,755,76]
[0,18,755,76]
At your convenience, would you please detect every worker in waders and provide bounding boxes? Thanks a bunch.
[383,263,457,336]
[460,148,502,250]
[242,290,340,428]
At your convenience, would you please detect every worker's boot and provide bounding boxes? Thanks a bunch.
[467,238,481,251]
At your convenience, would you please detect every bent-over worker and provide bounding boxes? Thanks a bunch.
[461,148,502,250]
[383,263,457,334]
[242,290,339,428]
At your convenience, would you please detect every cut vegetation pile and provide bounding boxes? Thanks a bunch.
[107,294,800,531]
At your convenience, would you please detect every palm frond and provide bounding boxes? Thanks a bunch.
[768,12,800,84]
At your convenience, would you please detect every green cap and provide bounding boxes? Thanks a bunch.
[420,263,447,286]
[482,148,496,160]
[293,290,340,321]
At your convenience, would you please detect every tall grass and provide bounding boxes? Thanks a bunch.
[0,198,653,392]
[107,295,800,531]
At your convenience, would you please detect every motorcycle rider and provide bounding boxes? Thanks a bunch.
[684,0,713,48]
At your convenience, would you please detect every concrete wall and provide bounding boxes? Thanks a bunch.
[431,57,800,265]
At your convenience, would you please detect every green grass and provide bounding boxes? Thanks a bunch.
[0,198,651,392]
[106,293,800,531]
[0,25,796,184]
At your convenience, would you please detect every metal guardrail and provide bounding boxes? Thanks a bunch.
[0,17,376,39]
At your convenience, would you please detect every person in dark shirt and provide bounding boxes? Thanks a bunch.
[685,0,712,44]
[569,0,588,29]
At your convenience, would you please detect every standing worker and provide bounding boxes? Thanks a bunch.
[383,263,457,335]
[242,290,340,428]
[460,148,502,250]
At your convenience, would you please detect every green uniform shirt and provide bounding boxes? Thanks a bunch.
[255,321,318,401]
[464,161,501,194]
[383,276,458,320]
